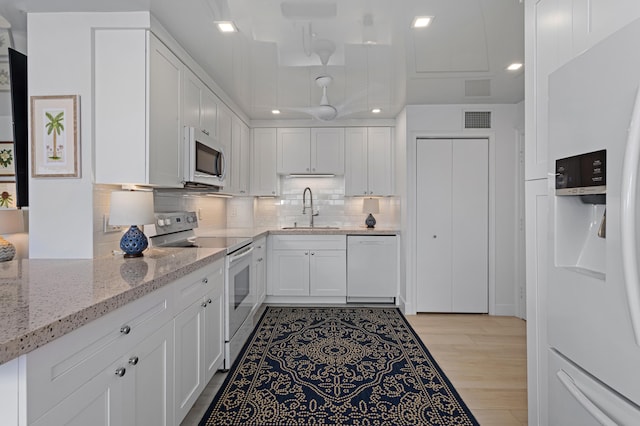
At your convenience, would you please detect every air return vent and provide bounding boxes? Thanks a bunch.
[464,111,491,129]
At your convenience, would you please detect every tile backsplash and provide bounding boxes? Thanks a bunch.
[93,178,399,257]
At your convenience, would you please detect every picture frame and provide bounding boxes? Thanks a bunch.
[30,95,80,178]
[0,61,9,91]
[0,141,15,176]
[0,181,16,209]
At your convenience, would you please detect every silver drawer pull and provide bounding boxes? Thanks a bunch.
[115,367,126,377]
[128,356,139,366]
[202,277,208,284]
[120,325,131,335]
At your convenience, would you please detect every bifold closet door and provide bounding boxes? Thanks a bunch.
[416,138,488,313]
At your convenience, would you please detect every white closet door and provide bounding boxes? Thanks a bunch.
[452,138,488,313]
[416,138,488,313]
[416,139,453,312]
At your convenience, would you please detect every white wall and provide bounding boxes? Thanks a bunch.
[400,103,522,316]
[27,12,150,258]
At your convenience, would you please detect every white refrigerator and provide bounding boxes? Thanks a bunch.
[547,18,640,424]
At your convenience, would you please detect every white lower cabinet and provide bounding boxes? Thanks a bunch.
[32,321,173,426]
[19,257,225,426]
[269,235,346,298]
[253,237,267,308]
[173,260,225,424]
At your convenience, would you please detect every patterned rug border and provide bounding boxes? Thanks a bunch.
[199,306,479,426]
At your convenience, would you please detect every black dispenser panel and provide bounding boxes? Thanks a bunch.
[556,150,606,196]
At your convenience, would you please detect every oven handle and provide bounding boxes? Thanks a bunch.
[229,246,254,264]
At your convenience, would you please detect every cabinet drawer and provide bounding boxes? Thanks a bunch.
[174,258,224,312]
[270,235,346,250]
[26,285,173,421]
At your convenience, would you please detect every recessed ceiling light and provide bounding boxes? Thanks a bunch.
[507,63,523,71]
[371,108,381,114]
[412,16,434,28]
[271,109,281,115]
[215,21,237,33]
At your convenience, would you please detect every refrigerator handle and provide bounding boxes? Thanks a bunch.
[621,85,640,346]
[556,370,619,426]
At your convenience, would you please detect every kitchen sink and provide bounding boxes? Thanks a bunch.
[281,226,340,230]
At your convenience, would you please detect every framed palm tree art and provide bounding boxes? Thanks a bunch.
[30,95,79,177]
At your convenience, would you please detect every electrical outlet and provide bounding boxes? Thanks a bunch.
[103,215,123,233]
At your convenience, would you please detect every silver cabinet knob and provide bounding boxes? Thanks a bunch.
[202,278,208,284]
[115,367,126,377]
[433,235,437,239]
[202,301,208,308]
[128,356,139,366]
[120,325,131,335]
[311,252,315,256]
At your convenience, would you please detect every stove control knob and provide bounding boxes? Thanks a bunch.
[165,218,172,225]
[157,219,165,227]
[186,216,194,223]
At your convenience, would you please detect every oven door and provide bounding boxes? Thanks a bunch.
[226,244,254,342]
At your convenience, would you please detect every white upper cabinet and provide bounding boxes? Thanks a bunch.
[277,128,311,174]
[276,128,344,174]
[183,68,218,139]
[311,128,345,174]
[229,115,250,195]
[345,127,393,196]
[251,128,279,196]
[94,30,182,187]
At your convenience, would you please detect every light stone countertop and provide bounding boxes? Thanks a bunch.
[0,247,226,365]
[0,227,399,365]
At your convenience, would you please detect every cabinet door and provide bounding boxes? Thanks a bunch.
[416,139,453,312]
[271,249,310,295]
[311,128,344,174]
[31,358,126,426]
[217,105,233,169]
[345,127,369,196]
[200,87,218,139]
[174,300,204,423]
[183,68,201,130]
[229,115,242,193]
[125,321,173,426]
[367,127,393,195]
[148,34,183,187]
[277,128,311,174]
[230,116,250,194]
[94,29,147,185]
[252,128,278,196]
[239,121,251,194]
[203,286,224,384]
[253,237,267,307]
[309,250,346,297]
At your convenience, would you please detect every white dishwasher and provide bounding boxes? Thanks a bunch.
[347,235,397,303]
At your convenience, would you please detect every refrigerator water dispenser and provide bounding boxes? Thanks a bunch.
[554,150,607,279]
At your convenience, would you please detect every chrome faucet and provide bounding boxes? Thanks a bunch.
[302,187,319,227]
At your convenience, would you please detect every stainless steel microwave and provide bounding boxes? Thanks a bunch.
[183,127,227,188]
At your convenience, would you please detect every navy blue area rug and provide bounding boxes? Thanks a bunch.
[200,306,479,426]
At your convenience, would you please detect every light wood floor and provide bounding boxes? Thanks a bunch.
[182,311,528,425]
[407,313,528,425]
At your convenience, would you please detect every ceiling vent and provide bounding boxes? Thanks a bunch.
[464,111,491,129]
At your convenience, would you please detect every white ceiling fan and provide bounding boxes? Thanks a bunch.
[284,38,366,121]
